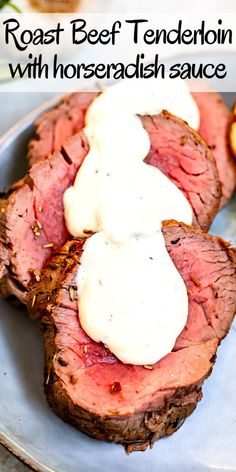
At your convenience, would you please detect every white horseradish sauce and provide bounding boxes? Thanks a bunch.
[64,79,199,365]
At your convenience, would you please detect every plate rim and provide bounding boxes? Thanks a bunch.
[0,432,55,472]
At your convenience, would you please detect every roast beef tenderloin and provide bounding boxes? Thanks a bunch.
[28,92,98,166]
[192,91,236,207]
[27,221,236,451]
[0,112,220,305]
[0,133,89,303]
[28,91,235,207]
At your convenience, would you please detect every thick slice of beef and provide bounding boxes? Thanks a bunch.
[192,91,236,208]
[28,91,235,208]
[27,221,236,451]
[142,112,220,230]
[0,112,220,304]
[28,92,98,166]
[0,133,89,303]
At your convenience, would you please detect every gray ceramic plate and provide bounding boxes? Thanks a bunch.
[0,94,236,472]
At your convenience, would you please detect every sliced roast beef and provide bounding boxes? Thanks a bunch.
[0,133,89,304]
[28,92,98,166]
[0,112,220,305]
[28,91,235,208]
[192,91,236,207]
[142,112,220,230]
[27,221,236,451]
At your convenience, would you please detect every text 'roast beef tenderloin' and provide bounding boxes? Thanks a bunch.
[28,91,235,207]
[0,112,220,305]
[27,221,236,452]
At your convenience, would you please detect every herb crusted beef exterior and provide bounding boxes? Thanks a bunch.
[0,111,221,305]
[27,221,236,451]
